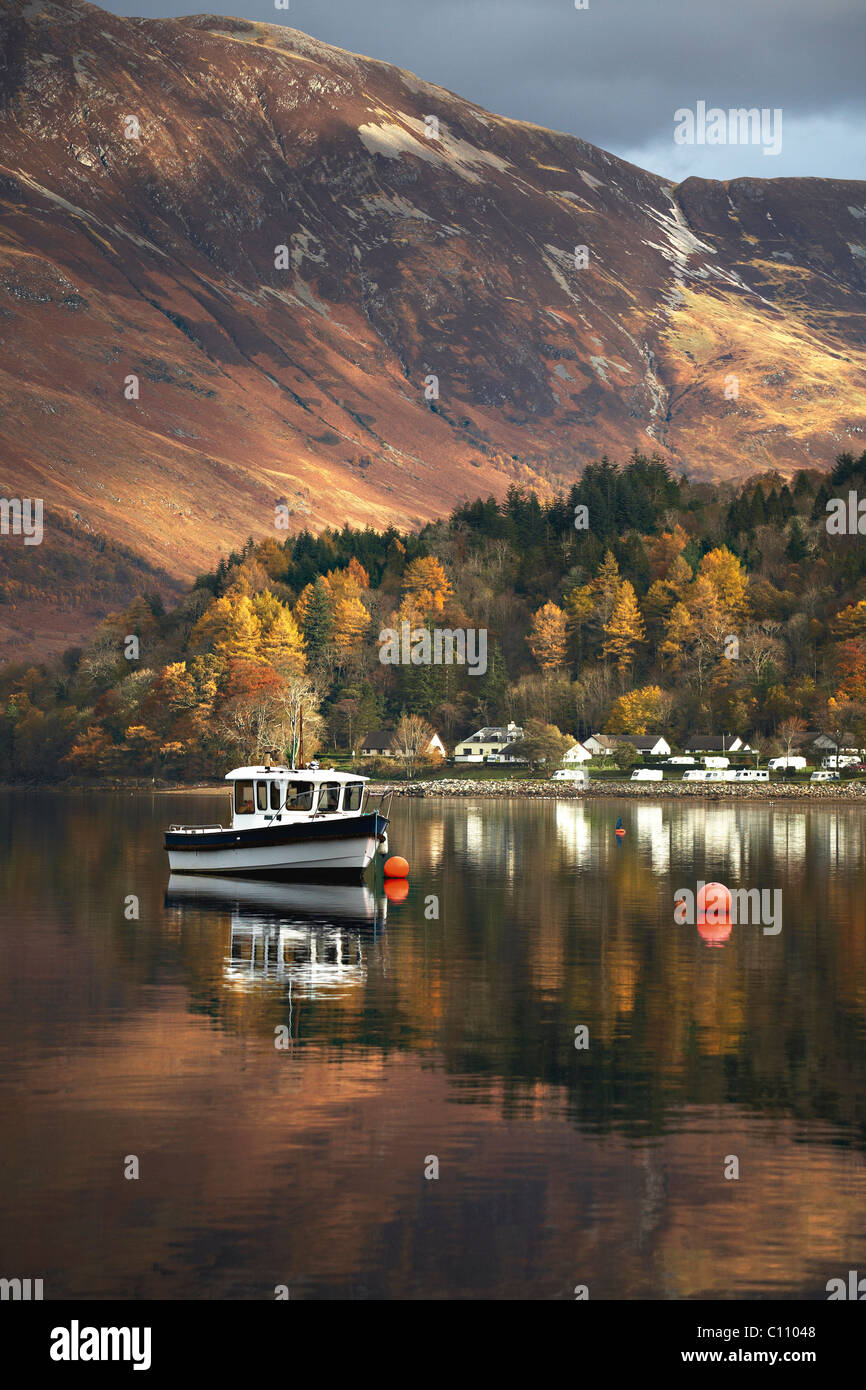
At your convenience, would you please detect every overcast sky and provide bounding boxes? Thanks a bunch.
[97,0,865,181]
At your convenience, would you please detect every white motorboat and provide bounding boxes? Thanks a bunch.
[164,765,391,876]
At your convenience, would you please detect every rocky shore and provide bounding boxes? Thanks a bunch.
[4,778,866,803]
[372,779,866,802]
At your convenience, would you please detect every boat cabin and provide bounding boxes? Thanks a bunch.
[226,766,368,828]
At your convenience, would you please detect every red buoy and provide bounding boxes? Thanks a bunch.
[698,918,733,947]
[697,881,732,925]
[384,877,410,903]
[384,855,410,878]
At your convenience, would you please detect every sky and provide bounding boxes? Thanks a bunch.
[96,0,865,181]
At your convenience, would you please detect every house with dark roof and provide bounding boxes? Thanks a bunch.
[361,728,446,758]
[684,735,752,754]
[584,733,671,757]
[454,721,523,762]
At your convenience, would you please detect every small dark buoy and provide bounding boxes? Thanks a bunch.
[615,817,625,837]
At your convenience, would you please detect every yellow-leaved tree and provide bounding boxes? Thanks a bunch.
[607,685,673,734]
[401,556,453,614]
[698,547,750,621]
[528,601,568,670]
[191,595,263,663]
[251,592,306,675]
[602,580,646,675]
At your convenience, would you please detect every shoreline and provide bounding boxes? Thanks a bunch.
[3,778,866,803]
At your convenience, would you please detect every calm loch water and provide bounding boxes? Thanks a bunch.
[1,790,865,1300]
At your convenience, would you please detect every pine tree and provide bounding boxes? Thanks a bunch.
[302,578,335,668]
[785,517,808,563]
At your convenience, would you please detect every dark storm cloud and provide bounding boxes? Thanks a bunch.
[96,0,865,178]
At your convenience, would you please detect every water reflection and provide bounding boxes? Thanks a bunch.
[166,875,387,1002]
[1,791,866,1299]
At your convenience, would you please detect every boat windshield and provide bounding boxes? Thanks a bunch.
[284,781,314,812]
[344,782,364,812]
[235,780,255,815]
[318,782,341,813]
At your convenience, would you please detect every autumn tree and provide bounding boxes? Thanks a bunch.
[645,525,689,580]
[563,582,595,667]
[332,594,371,659]
[528,601,567,670]
[833,640,866,703]
[61,725,116,776]
[520,718,572,772]
[401,556,453,614]
[607,685,673,734]
[191,594,263,664]
[698,546,750,620]
[251,592,306,675]
[219,662,287,764]
[602,580,646,676]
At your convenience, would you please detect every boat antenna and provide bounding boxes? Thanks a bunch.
[299,706,305,769]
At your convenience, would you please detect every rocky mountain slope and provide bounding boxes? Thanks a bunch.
[1,0,865,654]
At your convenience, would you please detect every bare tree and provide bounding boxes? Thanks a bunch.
[740,622,784,683]
[777,715,807,761]
[392,713,435,780]
[275,673,325,766]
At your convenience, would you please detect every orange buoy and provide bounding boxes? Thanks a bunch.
[615,828,626,837]
[384,877,410,903]
[384,855,409,878]
[696,881,732,925]
[698,918,733,947]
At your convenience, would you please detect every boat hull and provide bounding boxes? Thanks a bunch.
[164,812,388,876]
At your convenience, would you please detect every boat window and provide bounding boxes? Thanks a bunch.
[318,782,341,813]
[344,782,364,813]
[284,781,314,812]
[235,780,255,815]
[270,781,283,811]
[257,782,269,812]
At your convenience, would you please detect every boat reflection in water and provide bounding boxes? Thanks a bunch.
[166,875,387,1001]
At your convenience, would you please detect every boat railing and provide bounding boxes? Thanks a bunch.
[365,788,393,820]
[168,824,225,833]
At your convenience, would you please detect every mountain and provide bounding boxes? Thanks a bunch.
[1,0,865,656]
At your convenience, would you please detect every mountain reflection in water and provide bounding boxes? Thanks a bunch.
[1,791,865,1300]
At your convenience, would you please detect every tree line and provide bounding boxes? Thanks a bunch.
[2,449,866,781]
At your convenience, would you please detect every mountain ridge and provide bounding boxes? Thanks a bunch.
[1,0,865,658]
